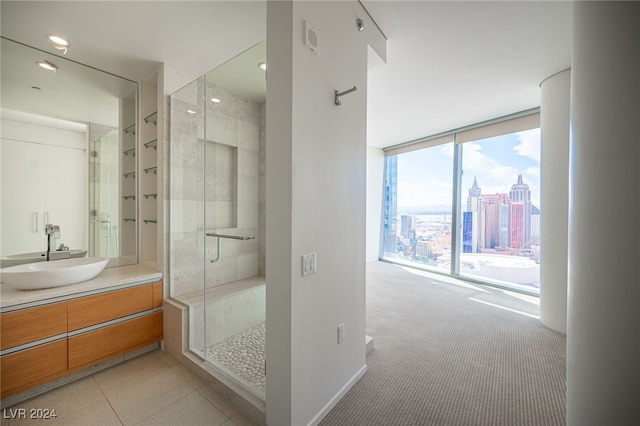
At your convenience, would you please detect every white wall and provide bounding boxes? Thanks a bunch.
[539,69,570,333]
[1,117,87,256]
[366,146,384,261]
[567,2,640,423]
[266,1,385,424]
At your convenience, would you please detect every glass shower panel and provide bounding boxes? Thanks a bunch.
[169,40,266,401]
[203,41,266,399]
[169,76,207,358]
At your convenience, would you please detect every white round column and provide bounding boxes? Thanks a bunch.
[539,69,570,333]
[568,2,640,425]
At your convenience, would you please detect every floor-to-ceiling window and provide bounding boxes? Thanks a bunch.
[382,136,453,272]
[381,111,541,294]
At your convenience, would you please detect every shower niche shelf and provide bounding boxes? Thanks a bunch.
[123,148,135,157]
[123,195,135,200]
[143,193,157,199]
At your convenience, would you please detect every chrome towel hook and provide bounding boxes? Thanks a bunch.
[335,86,358,106]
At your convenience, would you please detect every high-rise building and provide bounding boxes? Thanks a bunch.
[415,240,432,259]
[482,193,509,249]
[509,203,524,248]
[509,174,532,249]
[400,214,415,237]
[500,203,510,247]
[465,177,483,252]
[530,205,541,245]
[383,156,398,254]
[462,211,473,253]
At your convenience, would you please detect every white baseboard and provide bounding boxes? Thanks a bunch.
[307,364,368,426]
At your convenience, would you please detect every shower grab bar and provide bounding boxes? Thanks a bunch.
[206,233,254,240]
[207,233,255,263]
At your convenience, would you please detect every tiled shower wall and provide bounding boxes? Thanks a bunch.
[169,79,266,298]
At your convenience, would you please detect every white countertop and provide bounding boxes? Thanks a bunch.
[1,264,162,310]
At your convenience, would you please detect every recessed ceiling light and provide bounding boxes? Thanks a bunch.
[46,34,71,54]
[258,62,267,71]
[36,60,58,74]
[187,109,197,114]
[210,98,221,103]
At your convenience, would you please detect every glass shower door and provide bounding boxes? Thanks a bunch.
[202,41,267,399]
[169,40,267,401]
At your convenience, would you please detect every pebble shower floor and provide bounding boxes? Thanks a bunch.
[207,322,266,394]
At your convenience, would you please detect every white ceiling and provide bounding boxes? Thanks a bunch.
[0,1,571,149]
[363,1,571,148]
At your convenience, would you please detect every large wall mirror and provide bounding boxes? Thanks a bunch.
[1,37,138,268]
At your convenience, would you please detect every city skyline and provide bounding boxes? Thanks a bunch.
[382,127,542,288]
[463,173,539,254]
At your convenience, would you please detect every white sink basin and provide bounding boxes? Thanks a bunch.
[0,249,87,268]
[0,257,109,290]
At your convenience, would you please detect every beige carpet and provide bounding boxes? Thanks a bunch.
[321,261,566,426]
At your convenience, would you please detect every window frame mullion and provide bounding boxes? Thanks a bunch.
[450,136,462,277]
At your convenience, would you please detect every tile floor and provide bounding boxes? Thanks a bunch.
[1,350,258,426]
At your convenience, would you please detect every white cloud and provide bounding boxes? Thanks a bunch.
[514,128,541,163]
[463,142,500,173]
[525,166,540,179]
[441,144,454,158]
[489,165,518,185]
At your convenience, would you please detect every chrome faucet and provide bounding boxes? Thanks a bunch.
[45,224,70,261]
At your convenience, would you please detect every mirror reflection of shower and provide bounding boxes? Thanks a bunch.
[90,126,120,259]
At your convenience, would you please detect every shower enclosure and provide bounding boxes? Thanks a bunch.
[169,41,267,400]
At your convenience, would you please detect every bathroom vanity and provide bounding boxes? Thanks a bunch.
[0,265,163,400]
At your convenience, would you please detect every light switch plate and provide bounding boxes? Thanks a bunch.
[302,252,317,277]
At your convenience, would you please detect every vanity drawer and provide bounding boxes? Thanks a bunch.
[153,311,163,338]
[68,314,155,369]
[0,302,67,350]
[67,285,153,331]
[152,280,163,308]
[1,339,68,398]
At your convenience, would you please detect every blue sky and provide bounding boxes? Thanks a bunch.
[396,128,541,210]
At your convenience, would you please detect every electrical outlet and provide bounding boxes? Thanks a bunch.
[338,323,345,344]
[302,252,317,277]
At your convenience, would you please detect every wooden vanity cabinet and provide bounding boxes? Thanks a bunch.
[1,340,68,396]
[67,285,153,331]
[0,302,69,396]
[0,280,163,400]
[69,314,155,369]
[1,302,67,349]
